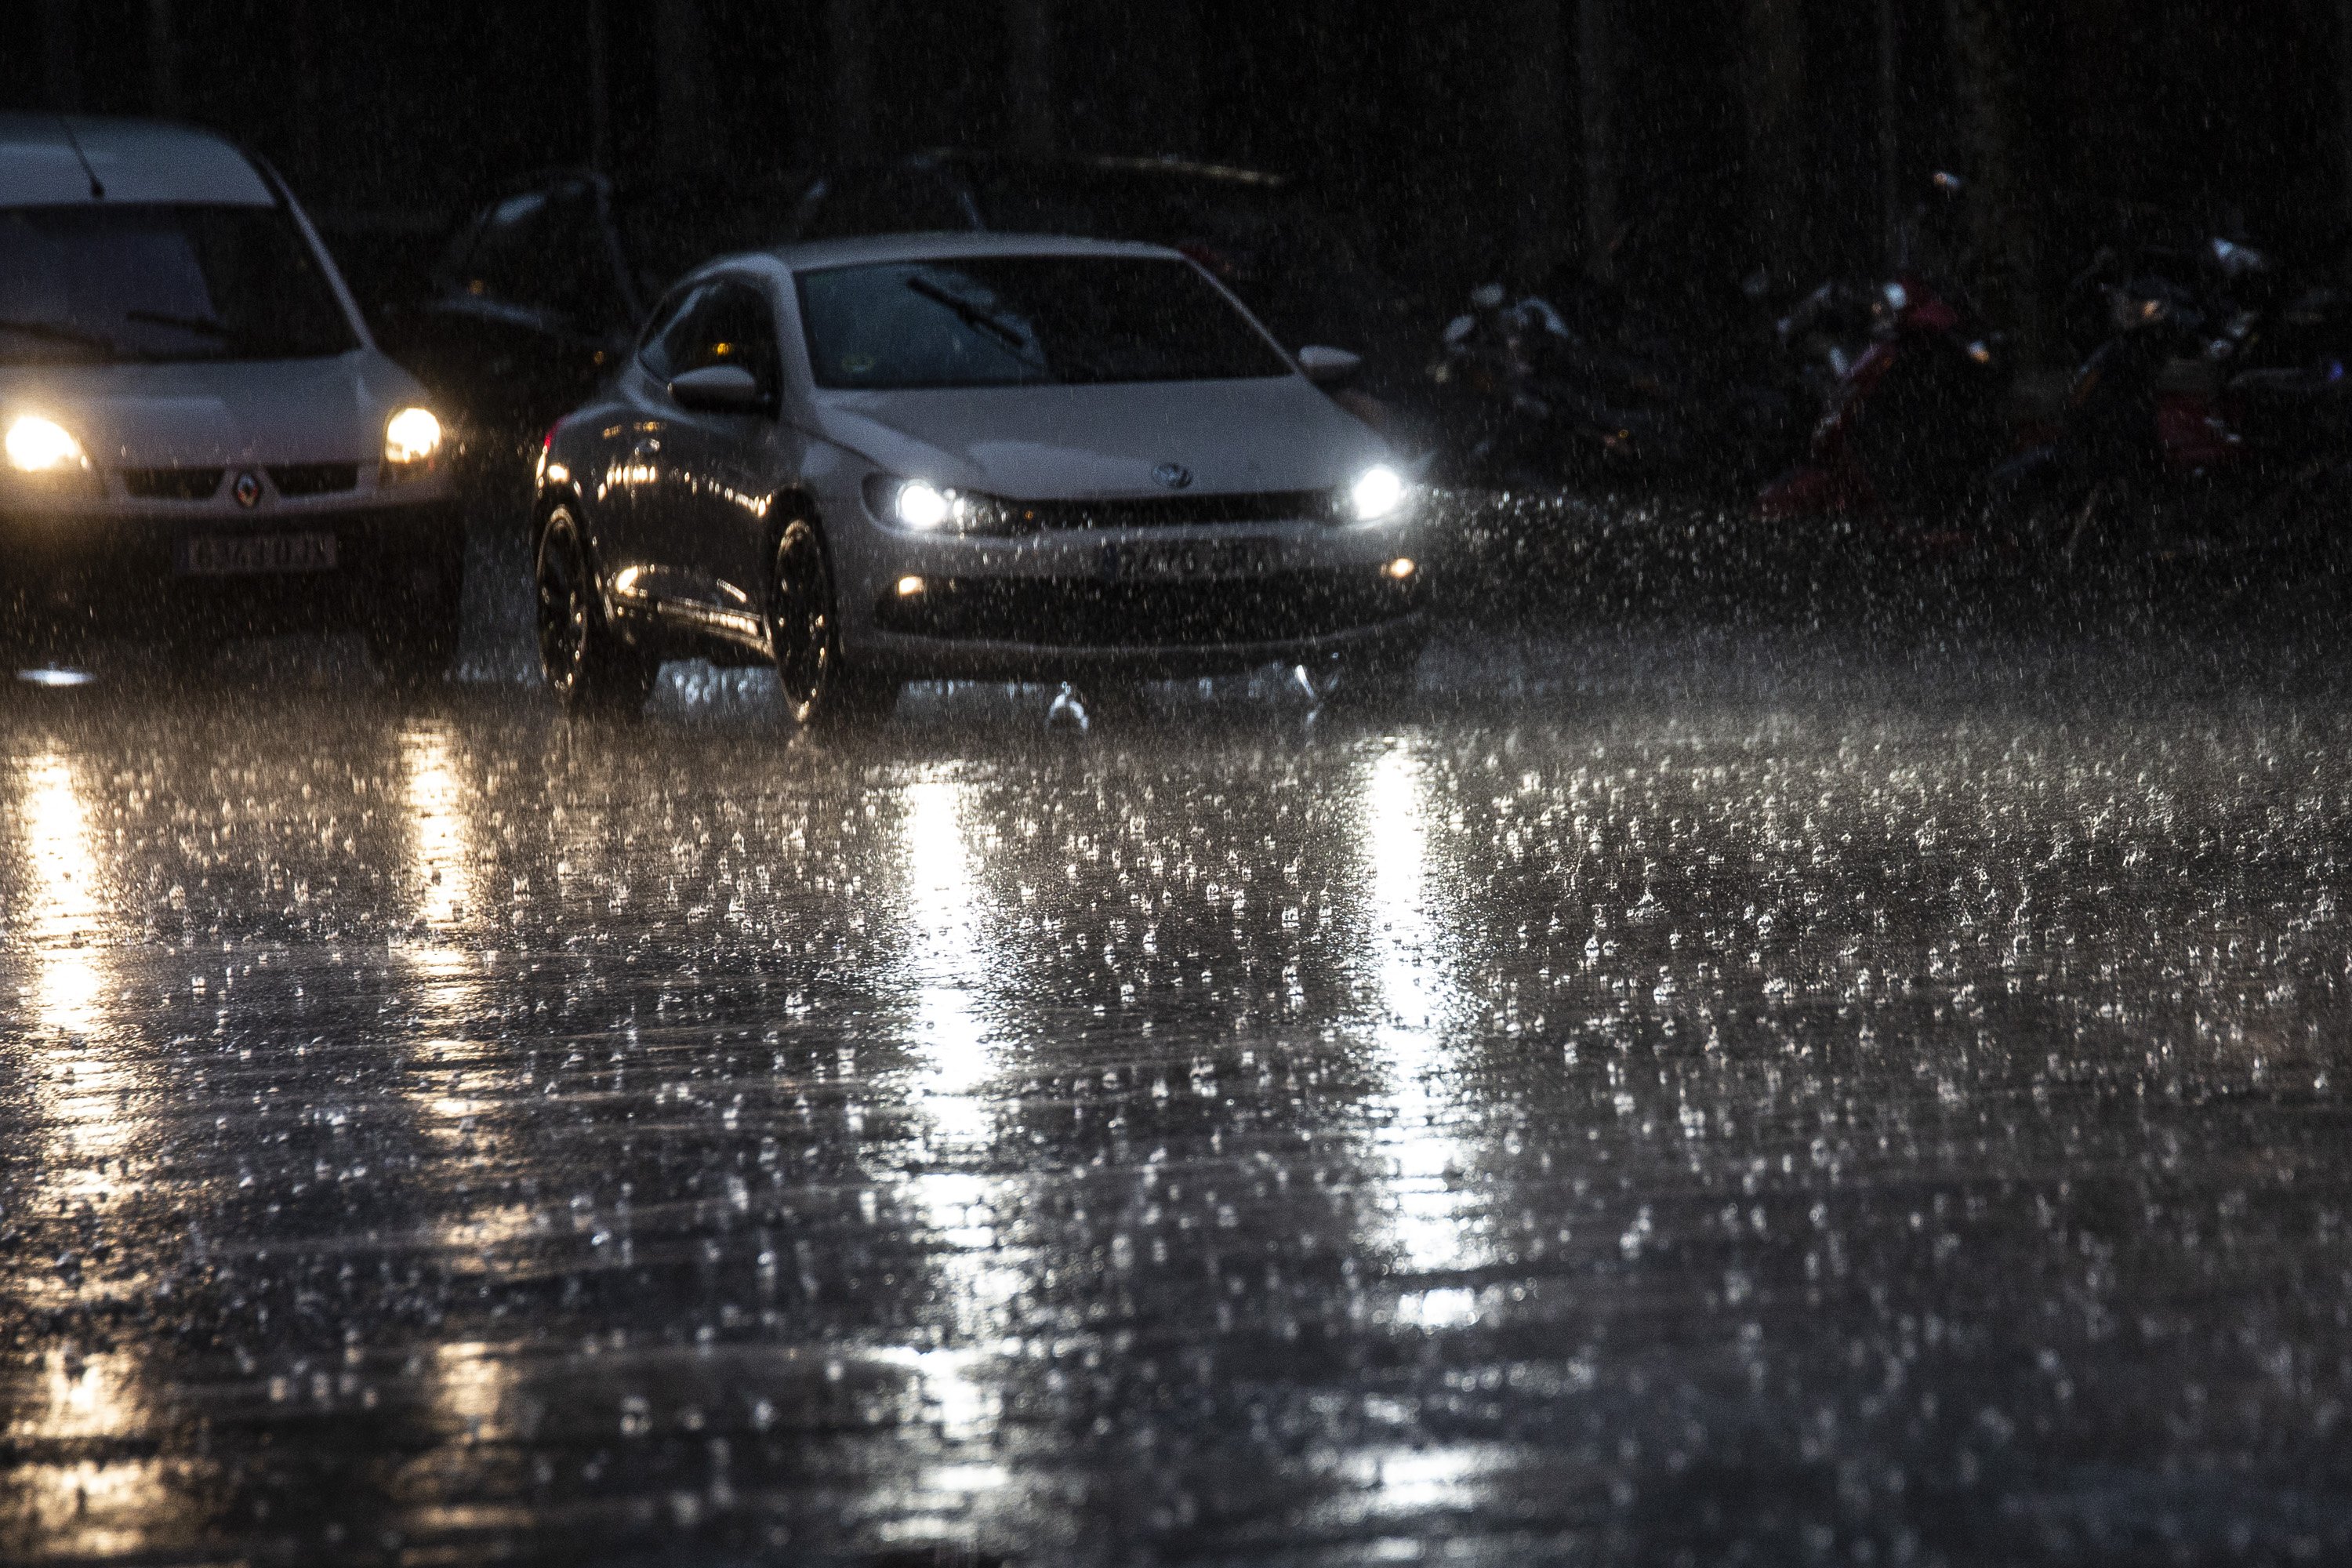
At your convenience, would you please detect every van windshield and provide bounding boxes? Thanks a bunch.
[0,204,358,365]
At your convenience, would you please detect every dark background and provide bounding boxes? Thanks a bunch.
[10,2,2349,358]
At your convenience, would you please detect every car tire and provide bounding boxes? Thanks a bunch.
[770,515,895,730]
[536,506,655,716]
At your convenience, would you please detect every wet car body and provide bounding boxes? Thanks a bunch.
[383,154,1421,459]
[532,233,1426,710]
[0,116,461,672]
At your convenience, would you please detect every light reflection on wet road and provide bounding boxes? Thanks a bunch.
[3,621,2351,1565]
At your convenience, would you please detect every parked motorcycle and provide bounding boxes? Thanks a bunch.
[1989,238,2352,573]
[1755,274,2009,537]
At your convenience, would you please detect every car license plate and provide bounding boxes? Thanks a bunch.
[176,532,339,576]
[1099,540,1275,583]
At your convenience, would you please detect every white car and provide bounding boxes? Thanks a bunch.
[0,116,460,679]
[532,233,1428,721]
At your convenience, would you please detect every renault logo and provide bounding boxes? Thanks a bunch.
[232,470,263,509]
[1152,463,1193,491]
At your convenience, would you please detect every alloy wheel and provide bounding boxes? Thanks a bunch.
[771,520,835,723]
[535,514,592,702]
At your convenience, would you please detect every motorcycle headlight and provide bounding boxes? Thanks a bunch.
[1346,464,1410,524]
[5,415,89,474]
[383,406,444,467]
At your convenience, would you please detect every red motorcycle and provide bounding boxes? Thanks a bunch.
[1757,276,2008,547]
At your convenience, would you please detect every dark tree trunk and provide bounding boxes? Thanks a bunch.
[587,0,612,172]
[829,0,874,161]
[1005,0,1056,154]
[1507,0,1569,275]
[1878,0,1903,267]
[42,0,79,111]
[655,0,720,174]
[2340,0,2352,227]
[147,0,180,118]
[1944,0,2044,363]
[1578,0,1617,281]
[289,0,321,191]
[1740,0,1809,289]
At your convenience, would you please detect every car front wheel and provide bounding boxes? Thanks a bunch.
[536,506,655,715]
[771,517,895,730]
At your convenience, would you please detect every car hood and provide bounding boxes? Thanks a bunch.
[803,376,1390,499]
[0,351,428,466]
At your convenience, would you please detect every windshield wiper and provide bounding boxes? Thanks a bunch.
[0,317,126,356]
[906,276,1035,355]
[126,308,242,340]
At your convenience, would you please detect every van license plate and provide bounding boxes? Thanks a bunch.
[177,532,339,576]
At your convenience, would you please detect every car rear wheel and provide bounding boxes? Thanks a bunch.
[536,507,655,715]
[771,517,895,730]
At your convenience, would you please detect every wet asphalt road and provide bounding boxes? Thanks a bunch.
[5,516,2352,1566]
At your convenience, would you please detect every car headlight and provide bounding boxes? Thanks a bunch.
[1348,464,1409,523]
[383,406,443,466]
[862,475,1027,535]
[5,415,89,474]
[894,478,951,530]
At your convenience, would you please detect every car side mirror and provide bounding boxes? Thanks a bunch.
[1298,346,1363,387]
[670,364,771,414]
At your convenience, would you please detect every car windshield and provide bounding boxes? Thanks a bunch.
[0,203,358,365]
[795,255,1293,390]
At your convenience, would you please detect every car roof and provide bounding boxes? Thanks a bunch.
[767,230,1185,272]
[0,114,274,208]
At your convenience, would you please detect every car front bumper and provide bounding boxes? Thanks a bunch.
[858,564,1426,679]
[0,499,465,644]
[835,514,1431,680]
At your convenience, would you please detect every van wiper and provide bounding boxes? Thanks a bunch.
[0,317,125,356]
[906,275,1033,354]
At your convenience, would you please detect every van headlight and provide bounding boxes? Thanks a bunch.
[1347,464,1409,523]
[383,406,444,470]
[5,416,89,474]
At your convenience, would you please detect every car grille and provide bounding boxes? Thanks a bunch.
[876,568,1421,648]
[269,463,361,498]
[1012,490,1337,531]
[121,467,224,501]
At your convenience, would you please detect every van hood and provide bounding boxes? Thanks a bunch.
[0,351,427,466]
[803,376,1390,499]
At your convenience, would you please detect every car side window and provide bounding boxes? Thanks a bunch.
[636,283,713,383]
[637,279,781,394]
[457,180,630,331]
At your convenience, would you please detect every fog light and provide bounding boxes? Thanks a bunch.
[897,575,927,597]
[1385,557,1417,580]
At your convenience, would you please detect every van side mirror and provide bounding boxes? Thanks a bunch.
[1298,345,1363,387]
[670,364,771,414]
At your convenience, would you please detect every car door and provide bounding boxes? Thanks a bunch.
[621,277,783,651]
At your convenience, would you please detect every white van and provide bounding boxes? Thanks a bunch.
[0,115,461,680]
